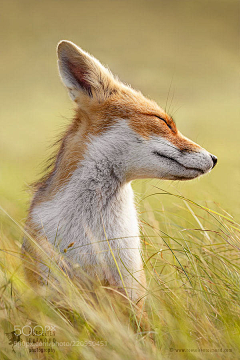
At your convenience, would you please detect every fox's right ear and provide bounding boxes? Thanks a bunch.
[57,40,116,102]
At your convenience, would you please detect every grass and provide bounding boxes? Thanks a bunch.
[1,188,240,359]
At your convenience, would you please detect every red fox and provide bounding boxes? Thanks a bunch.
[22,41,217,304]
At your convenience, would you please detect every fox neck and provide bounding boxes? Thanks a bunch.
[31,132,140,253]
[64,156,137,238]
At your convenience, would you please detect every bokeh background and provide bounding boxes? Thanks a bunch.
[0,0,239,222]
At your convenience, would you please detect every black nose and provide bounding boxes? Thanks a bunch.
[211,154,218,168]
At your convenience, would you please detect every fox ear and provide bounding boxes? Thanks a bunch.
[57,40,116,102]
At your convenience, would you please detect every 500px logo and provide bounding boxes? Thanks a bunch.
[14,325,56,337]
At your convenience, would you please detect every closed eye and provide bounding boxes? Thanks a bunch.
[155,116,172,130]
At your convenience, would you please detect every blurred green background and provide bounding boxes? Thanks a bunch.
[0,0,239,221]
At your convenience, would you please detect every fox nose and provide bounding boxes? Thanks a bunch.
[210,154,218,168]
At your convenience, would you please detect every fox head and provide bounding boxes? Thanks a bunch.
[57,40,217,184]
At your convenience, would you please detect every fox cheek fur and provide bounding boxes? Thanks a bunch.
[22,41,217,303]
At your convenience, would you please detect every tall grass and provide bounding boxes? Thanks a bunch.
[0,188,240,360]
